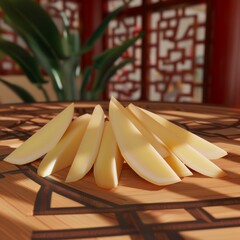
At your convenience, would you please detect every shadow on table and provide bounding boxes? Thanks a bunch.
[1,155,239,240]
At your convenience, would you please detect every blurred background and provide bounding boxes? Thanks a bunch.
[0,0,239,107]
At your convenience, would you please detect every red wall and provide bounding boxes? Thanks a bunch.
[205,0,240,107]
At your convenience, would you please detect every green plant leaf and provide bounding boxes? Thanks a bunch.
[62,31,81,57]
[81,5,125,54]
[60,12,70,39]
[3,14,59,67]
[93,46,118,69]
[82,0,134,54]
[60,12,81,58]
[5,18,64,100]
[0,38,50,101]
[0,39,47,85]
[61,55,80,101]
[58,13,81,100]
[80,66,93,100]
[94,58,135,94]
[0,78,36,102]
[27,38,66,100]
[6,17,64,99]
[0,0,64,59]
[21,35,64,100]
[93,32,143,91]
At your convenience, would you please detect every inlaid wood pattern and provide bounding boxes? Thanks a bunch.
[0,102,240,240]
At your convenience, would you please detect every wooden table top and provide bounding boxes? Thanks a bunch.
[0,101,240,240]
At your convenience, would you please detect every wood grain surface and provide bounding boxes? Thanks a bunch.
[0,101,240,240]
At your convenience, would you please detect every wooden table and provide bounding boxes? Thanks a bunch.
[0,101,240,240]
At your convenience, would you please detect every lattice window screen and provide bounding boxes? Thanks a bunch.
[0,0,80,75]
[0,0,206,103]
[104,0,207,102]
[107,14,143,100]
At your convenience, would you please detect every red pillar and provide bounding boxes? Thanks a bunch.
[204,0,240,107]
[80,0,103,69]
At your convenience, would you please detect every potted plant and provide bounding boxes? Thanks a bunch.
[0,0,142,102]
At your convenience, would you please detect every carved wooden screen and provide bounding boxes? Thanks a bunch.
[0,10,21,75]
[0,0,80,75]
[104,0,207,102]
[0,0,207,103]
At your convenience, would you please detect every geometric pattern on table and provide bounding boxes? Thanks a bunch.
[0,102,240,240]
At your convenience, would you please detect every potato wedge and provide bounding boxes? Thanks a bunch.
[66,105,105,182]
[128,104,226,178]
[38,114,91,177]
[109,97,181,185]
[4,103,74,165]
[94,121,123,189]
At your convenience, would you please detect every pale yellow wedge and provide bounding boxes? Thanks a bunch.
[164,149,193,177]
[112,98,190,178]
[111,97,168,158]
[37,114,91,177]
[4,103,74,165]
[66,105,105,182]
[132,104,227,159]
[94,121,124,189]
[128,104,226,178]
[109,98,180,185]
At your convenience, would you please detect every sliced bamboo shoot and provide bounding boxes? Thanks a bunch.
[164,150,193,177]
[112,98,190,178]
[4,103,74,165]
[128,104,226,178]
[94,121,124,189]
[133,104,227,159]
[38,114,91,177]
[111,97,168,158]
[65,105,105,182]
[109,98,181,185]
